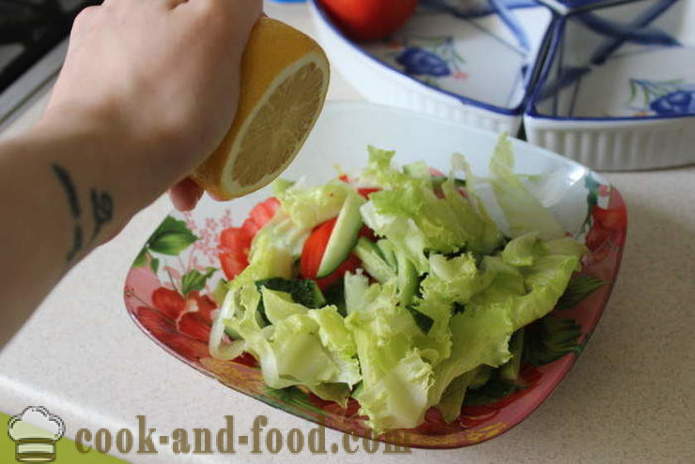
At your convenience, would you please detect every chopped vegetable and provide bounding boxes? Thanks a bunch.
[210,136,595,433]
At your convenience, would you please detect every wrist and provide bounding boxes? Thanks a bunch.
[26,114,155,244]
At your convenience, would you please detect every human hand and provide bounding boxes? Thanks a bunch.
[40,0,262,211]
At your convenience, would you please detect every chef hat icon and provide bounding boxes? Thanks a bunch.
[7,406,65,463]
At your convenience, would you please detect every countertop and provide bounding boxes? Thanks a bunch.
[1,2,694,463]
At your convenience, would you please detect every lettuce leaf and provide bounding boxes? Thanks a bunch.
[488,135,566,240]
[436,368,479,423]
[428,303,514,408]
[276,180,353,230]
[345,279,432,433]
[358,148,504,273]
[421,253,494,304]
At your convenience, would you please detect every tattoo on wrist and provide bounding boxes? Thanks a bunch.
[51,163,114,263]
[90,189,114,241]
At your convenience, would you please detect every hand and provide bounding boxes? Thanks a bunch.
[40,0,262,210]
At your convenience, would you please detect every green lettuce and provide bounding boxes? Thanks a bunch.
[358,148,503,273]
[276,180,353,230]
[488,135,566,240]
[344,278,432,433]
[436,368,479,423]
[421,253,494,304]
[428,302,515,408]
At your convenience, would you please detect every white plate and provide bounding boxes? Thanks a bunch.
[310,0,553,135]
[525,0,695,169]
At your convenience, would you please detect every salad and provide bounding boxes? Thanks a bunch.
[209,135,587,434]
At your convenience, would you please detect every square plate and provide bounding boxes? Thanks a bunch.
[123,102,627,449]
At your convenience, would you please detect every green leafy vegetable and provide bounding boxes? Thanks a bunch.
[276,181,353,230]
[436,369,478,423]
[256,278,326,308]
[556,274,607,310]
[524,316,583,366]
[487,135,565,240]
[463,372,524,406]
[209,139,596,434]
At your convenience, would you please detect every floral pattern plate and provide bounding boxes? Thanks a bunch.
[123,102,627,449]
[530,0,695,119]
[358,0,553,112]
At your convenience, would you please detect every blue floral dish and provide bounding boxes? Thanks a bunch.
[524,0,695,170]
[309,0,554,134]
[535,0,630,14]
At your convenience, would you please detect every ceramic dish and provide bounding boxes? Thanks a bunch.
[123,102,627,449]
[525,0,695,170]
[309,0,554,134]
[535,0,628,14]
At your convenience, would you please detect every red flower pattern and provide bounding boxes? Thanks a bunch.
[136,287,216,362]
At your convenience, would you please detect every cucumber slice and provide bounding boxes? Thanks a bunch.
[376,239,397,269]
[500,328,525,381]
[316,192,365,278]
[353,237,396,283]
[396,250,418,306]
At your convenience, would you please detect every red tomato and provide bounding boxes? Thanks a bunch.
[316,254,361,290]
[219,250,249,281]
[249,197,280,229]
[318,0,418,41]
[300,218,362,290]
[358,225,378,242]
[300,218,337,279]
[357,187,381,198]
[218,197,280,280]
[219,227,252,254]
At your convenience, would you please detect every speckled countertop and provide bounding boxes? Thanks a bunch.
[1,3,694,463]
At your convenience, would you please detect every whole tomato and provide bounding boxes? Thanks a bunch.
[318,0,418,41]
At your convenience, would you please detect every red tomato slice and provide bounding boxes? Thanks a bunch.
[300,218,337,279]
[338,174,351,183]
[218,197,281,281]
[241,217,260,237]
[249,197,280,230]
[219,251,249,281]
[299,218,362,290]
[358,225,378,242]
[316,254,361,290]
[357,187,381,198]
[219,227,252,254]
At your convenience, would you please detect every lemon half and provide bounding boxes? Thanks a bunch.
[193,18,330,200]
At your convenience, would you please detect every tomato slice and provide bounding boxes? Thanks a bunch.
[299,218,362,290]
[300,218,337,279]
[358,225,378,242]
[249,197,280,229]
[357,187,381,199]
[219,227,252,254]
[219,250,249,281]
[218,197,281,281]
[316,254,361,290]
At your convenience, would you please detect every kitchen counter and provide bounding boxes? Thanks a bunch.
[1,2,694,463]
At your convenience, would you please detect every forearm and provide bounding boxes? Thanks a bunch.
[0,119,157,343]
